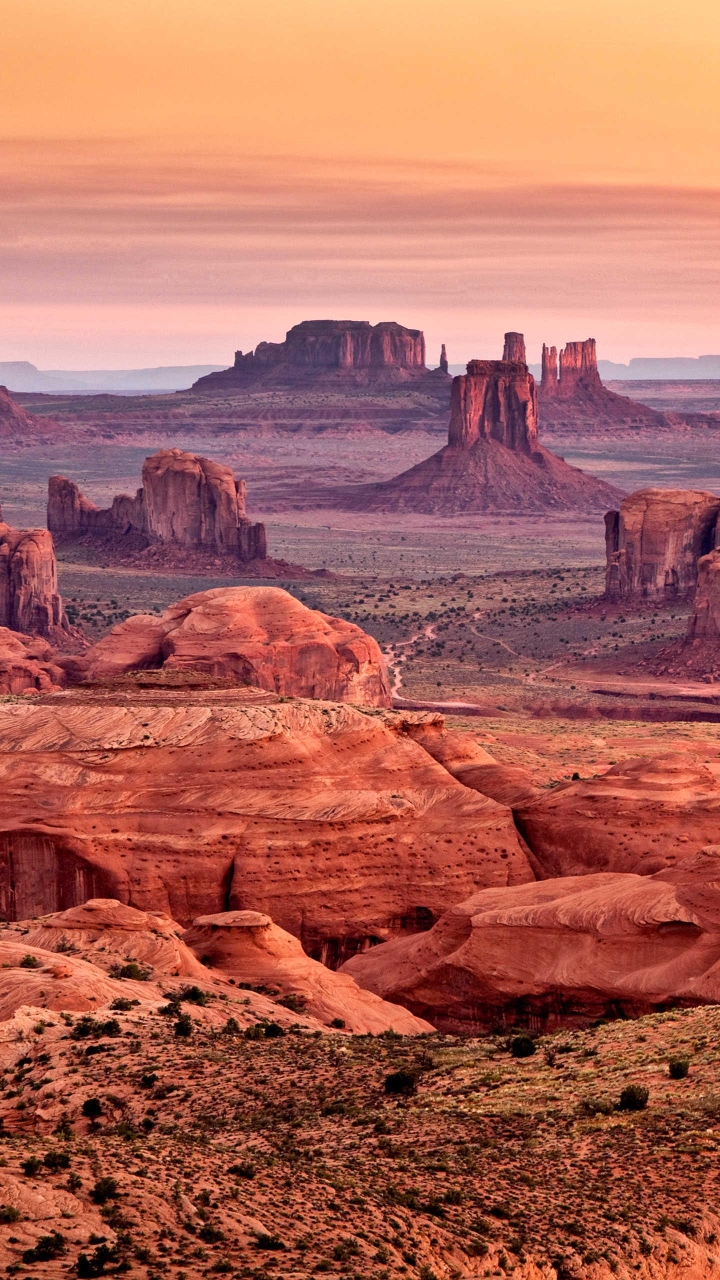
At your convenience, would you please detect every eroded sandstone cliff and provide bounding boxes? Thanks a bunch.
[604,488,720,600]
[0,523,68,639]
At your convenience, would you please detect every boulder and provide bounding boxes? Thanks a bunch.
[514,752,720,878]
[605,488,720,600]
[0,691,533,954]
[0,524,68,639]
[0,627,65,695]
[183,910,433,1035]
[73,585,392,706]
[341,847,720,1032]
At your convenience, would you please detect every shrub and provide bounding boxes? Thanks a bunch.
[329,1017,346,1029]
[619,1084,649,1112]
[508,1034,536,1058]
[77,1244,116,1277]
[332,1238,361,1261]
[277,993,307,1013]
[43,1150,71,1171]
[90,1176,118,1205]
[23,1231,66,1262]
[19,954,41,969]
[82,1097,103,1119]
[264,1022,285,1039]
[384,1069,418,1097]
[174,1015,193,1038]
[199,1224,225,1243]
[669,1057,690,1080]
[580,1095,615,1117]
[254,1233,286,1250]
[21,1156,42,1177]
[223,1017,240,1035]
[0,1205,20,1223]
[140,1072,157,1089]
[228,1161,256,1179]
[110,962,150,981]
[71,1017,120,1041]
[179,985,209,1006]
[110,998,140,1012]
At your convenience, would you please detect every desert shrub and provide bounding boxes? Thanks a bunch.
[23,1231,65,1262]
[179,985,209,1005]
[619,1084,649,1112]
[110,962,150,981]
[332,1238,361,1261]
[508,1035,536,1059]
[82,1097,103,1119]
[254,1233,286,1250]
[0,1205,20,1223]
[199,1224,225,1243]
[330,1017,346,1029]
[228,1161,256,1179]
[579,1095,616,1117]
[174,1014,193,1038]
[21,1156,42,1177]
[77,1243,116,1276]
[223,1017,241,1035]
[384,1069,418,1096]
[43,1150,71,1171]
[277,993,307,1013]
[90,1176,118,1205]
[244,1024,264,1040]
[669,1057,690,1079]
[264,1021,285,1039]
[19,954,41,969]
[140,1072,157,1089]
[110,998,140,1012]
[71,1017,120,1041]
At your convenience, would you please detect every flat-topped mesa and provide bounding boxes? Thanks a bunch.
[448,348,539,455]
[605,488,720,601]
[193,319,443,390]
[48,448,267,564]
[0,523,68,639]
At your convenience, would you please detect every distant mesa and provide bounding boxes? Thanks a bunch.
[337,333,625,513]
[605,488,720,601]
[67,584,393,707]
[0,384,58,440]
[192,319,451,390]
[47,447,317,579]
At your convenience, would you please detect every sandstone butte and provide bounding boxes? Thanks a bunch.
[0,692,533,961]
[66,584,393,706]
[0,385,59,441]
[342,846,720,1033]
[605,487,720,600]
[0,897,428,1036]
[339,333,626,514]
[0,521,68,640]
[46,447,321,577]
[537,336,702,433]
[192,319,450,390]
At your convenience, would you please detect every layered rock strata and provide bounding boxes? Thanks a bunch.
[341,848,720,1032]
[68,585,392,706]
[604,488,720,600]
[340,334,624,513]
[193,320,442,390]
[0,690,533,954]
[48,448,267,564]
[0,523,68,639]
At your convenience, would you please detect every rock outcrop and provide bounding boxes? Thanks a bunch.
[183,910,433,1035]
[0,386,46,439]
[687,548,720,645]
[0,523,68,639]
[514,752,720,878]
[70,585,392,706]
[0,628,65,695]
[193,320,443,390]
[0,690,533,953]
[338,335,625,513]
[439,343,449,374]
[48,448,267,565]
[538,336,692,432]
[341,847,720,1032]
[604,488,720,600]
[20,899,207,978]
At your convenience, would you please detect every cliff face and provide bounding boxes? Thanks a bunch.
[0,523,68,639]
[538,336,674,431]
[604,488,720,600]
[448,357,539,454]
[193,319,439,390]
[48,448,266,564]
[687,549,720,644]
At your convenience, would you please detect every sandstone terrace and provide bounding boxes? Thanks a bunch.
[0,989,720,1280]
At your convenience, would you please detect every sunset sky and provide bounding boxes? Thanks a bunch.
[2,0,720,367]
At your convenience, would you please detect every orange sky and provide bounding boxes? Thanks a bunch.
[2,0,720,366]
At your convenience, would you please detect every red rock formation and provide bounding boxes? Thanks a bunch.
[604,488,720,600]
[0,386,43,438]
[687,548,720,645]
[48,448,267,566]
[395,715,542,807]
[538,337,679,432]
[558,338,602,394]
[0,690,533,948]
[72,585,392,706]
[439,343,449,374]
[193,320,443,390]
[340,335,625,514]
[514,752,720,878]
[0,628,65,695]
[502,332,527,364]
[0,523,68,638]
[183,910,432,1034]
[22,899,207,978]
[341,847,720,1032]
[540,342,558,393]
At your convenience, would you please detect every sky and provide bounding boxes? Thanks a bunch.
[2,0,720,368]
